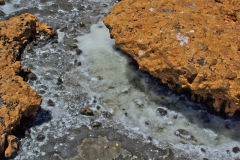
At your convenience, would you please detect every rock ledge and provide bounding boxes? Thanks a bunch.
[0,13,54,158]
[104,0,240,117]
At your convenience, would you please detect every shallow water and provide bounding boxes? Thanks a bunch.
[0,0,240,159]
[77,22,240,159]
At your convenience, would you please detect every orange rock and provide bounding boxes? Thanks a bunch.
[86,109,94,116]
[104,0,240,117]
[4,135,19,158]
[0,134,6,154]
[80,107,86,114]
[0,13,54,157]
[80,107,94,116]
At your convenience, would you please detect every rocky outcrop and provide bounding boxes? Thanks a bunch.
[0,13,54,158]
[104,0,240,117]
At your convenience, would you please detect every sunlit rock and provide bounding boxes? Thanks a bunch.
[104,0,240,117]
[0,13,54,157]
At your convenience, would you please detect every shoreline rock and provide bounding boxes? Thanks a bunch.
[0,13,54,158]
[104,0,240,117]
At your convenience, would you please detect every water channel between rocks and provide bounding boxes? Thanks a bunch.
[76,22,240,160]
[1,0,240,160]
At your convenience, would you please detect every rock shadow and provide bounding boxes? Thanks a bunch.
[112,45,240,143]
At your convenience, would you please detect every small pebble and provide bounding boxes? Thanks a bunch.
[92,122,101,128]
[201,148,206,153]
[96,105,101,110]
[47,99,55,107]
[36,133,45,141]
[232,146,240,153]
[76,49,82,55]
[80,108,94,116]
[57,77,63,85]
[86,109,94,116]
[156,107,167,116]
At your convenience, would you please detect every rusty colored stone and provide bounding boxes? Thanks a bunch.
[4,135,19,158]
[86,109,94,116]
[0,134,6,154]
[0,13,54,157]
[104,0,240,116]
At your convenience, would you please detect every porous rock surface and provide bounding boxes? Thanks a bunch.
[104,0,240,117]
[0,13,53,158]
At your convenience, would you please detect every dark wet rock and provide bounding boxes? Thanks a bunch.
[77,61,82,66]
[36,133,45,141]
[79,21,85,27]
[21,68,38,81]
[232,146,240,153]
[175,129,197,142]
[156,107,168,116]
[27,72,37,81]
[86,109,94,116]
[173,114,178,119]
[76,48,82,55]
[74,60,82,66]
[80,108,86,115]
[80,108,94,116]
[147,136,152,141]
[145,121,150,125]
[47,99,55,107]
[92,122,101,128]
[57,77,63,85]
[96,105,101,110]
[201,148,206,153]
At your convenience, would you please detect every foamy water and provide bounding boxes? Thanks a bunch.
[0,0,239,159]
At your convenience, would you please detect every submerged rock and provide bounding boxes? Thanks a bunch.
[0,13,54,157]
[175,129,197,142]
[68,136,132,160]
[104,0,240,116]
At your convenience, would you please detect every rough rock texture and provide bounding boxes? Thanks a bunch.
[104,0,240,117]
[0,13,54,158]
[68,136,132,160]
